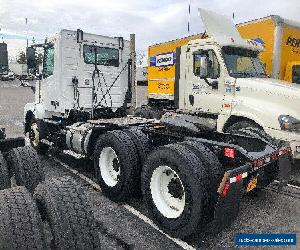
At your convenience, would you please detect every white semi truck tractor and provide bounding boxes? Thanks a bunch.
[24,10,291,239]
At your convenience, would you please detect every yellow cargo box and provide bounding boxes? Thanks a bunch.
[237,16,300,83]
[148,34,202,101]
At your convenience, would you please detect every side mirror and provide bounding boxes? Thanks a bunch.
[199,56,208,78]
[38,73,43,80]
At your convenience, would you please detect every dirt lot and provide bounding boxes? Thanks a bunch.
[0,80,299,249]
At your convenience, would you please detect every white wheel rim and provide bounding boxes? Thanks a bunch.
[99,147,120,187]
[150,166,185,219]
[30,123,40,147]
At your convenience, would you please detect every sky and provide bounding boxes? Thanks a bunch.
[1,0,300,62]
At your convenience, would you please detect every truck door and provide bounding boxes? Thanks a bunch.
[184,47,225,114]
[42,45,57,112]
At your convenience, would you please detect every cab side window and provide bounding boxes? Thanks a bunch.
[193,50,220,79]
[43,46,54,77]
[292,65,300,84]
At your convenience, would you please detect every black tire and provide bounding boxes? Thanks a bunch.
[0,152,10,190]
[34,176,101,249]
[141,143,209,239]
[225,120,260,134]
[179,141,223,221]
[94,130,139,202]
[226,121,273,142]
[0,186,46,249]
[134,107,163,119]
[6,146,45,193]
[125,128,151,164]
[28,120,49,155]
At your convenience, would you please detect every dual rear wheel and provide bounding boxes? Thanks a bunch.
[94,129,223,238]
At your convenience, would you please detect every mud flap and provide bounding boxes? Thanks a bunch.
[0,137,25,152]
[277,153,292,188]
[207,180,244,233]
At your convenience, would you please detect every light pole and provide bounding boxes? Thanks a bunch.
[25,18,28,49]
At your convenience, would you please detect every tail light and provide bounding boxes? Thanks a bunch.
[253,159,265,169]
[224,147,235,158]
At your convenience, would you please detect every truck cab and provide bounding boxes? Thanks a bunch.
[175,9,300,159]
[25,29,131,123]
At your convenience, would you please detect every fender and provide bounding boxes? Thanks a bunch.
[24,103,46,121]
[217,111,266,133]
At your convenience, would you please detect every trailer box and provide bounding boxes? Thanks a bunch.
[148,34,202,102]
[237,16,300,84]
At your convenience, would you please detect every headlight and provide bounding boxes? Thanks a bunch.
[278,115,300,132]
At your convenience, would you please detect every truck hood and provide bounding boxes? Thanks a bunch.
[234,77,300,129]
[236,78,300,99]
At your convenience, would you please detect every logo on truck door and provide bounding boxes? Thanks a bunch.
[286,36,300,48]
[150,52,175,67]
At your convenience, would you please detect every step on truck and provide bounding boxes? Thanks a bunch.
[24,10,291,238]
[146,9,300,161]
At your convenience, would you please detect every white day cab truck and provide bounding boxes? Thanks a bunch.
[24,9,291,239]
[146,10,300,162]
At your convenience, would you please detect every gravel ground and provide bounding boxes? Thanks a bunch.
[0,80,299,249]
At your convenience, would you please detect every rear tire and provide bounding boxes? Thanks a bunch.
[0,152,10,190]
[125,128,151,165]
[180,141,223,221]
[134,107,163,119]
[94,130,139,202]
[142,143,209,239]
[34,176,101,249]
[0,186,46,249]
[6,146,45,193]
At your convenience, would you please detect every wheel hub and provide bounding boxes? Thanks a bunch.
[167,177,184,199]
[99,147,120,187]
[150,165,186,219]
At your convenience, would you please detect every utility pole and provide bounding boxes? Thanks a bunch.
[25,18,28,49]
[188,0,191,34]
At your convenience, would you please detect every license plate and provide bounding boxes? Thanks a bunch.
[246,177,257,192]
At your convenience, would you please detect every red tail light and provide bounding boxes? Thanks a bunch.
[253,159,265,169]
[224,147,235,158]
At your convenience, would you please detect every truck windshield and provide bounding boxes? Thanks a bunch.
[83,45,119,67]
[222,46,266,78]
[292,65,300,84]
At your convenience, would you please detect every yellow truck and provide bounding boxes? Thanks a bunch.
[237,15,300,84]
[148,15,300,103]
